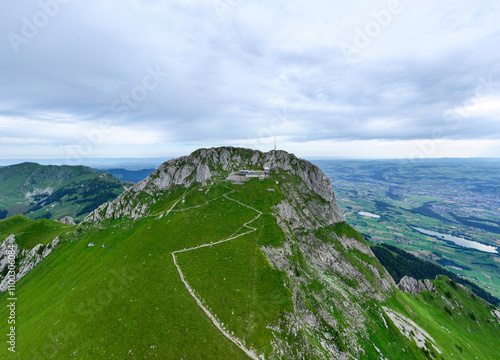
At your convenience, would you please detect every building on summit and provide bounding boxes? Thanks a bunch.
[236,169,270,177]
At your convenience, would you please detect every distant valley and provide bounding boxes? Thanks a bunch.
[312,158,500,299]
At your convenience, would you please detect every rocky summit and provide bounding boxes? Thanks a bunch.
[0,147,498,360]
[85,147,344,224]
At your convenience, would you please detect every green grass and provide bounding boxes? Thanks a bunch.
[0,163,128,222]
[0,179,288,359]
[176,214,293,357]
[0,215,73,248]
[330,221,365,242]
[0,188,259,358]
[224,178,284,213]
[384,277,500,360]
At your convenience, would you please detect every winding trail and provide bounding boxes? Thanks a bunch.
[170,191,263,360]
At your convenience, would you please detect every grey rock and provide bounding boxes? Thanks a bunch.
[0,235,18,278]
[0,235,60,292]
[397,276,437,294]
[83,147,345,225]
[58,216,76,225]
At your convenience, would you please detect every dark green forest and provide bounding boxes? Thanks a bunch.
[371,242,499,306]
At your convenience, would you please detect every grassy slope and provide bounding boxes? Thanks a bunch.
[0,215,73,248]
[0,183,261,359]
[0,177,497,359]
[176,180,293,358]
[385,277,500,360]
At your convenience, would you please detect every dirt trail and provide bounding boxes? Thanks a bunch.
[170,192,263,360]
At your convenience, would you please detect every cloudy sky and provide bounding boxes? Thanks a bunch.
[1,0,500,163]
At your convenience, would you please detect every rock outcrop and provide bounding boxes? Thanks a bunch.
[397,276,436,294]
[0,235,17,276]
[58,216,76,225]
[0,234,60,292]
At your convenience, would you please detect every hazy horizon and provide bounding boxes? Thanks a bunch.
[1,153,499,170]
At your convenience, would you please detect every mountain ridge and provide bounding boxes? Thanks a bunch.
[0,162,130,222]
[0,147,498,359]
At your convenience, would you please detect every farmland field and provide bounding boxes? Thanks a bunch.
[312,158,500,299]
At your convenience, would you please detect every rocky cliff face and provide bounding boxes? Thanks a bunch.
[84,147,344,225]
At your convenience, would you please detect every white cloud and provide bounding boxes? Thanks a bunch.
[275,138,500,159]
[0,0,500,160]
[454,95,500,119]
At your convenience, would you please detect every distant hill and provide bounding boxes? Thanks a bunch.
[0,162,130,222]
[97,168,155,182]
[0,214,72,248]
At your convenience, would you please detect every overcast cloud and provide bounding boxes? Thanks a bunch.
[1,0,500,161]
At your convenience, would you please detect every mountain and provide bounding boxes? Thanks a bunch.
[96,168,156,182]
[0,147,498,359]
[0,162,131,223]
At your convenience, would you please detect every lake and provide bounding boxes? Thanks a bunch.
[412,227,498,254]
